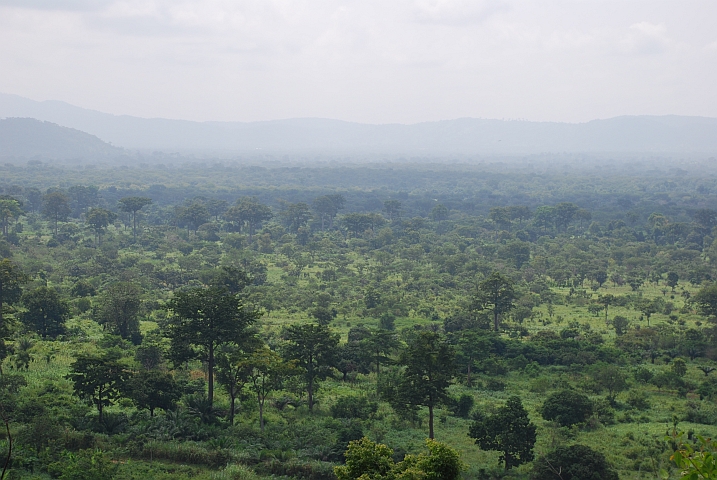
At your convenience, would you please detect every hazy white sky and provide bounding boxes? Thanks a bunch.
[1,0,715,124]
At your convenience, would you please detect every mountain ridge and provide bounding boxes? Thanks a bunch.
[1,93,716,155]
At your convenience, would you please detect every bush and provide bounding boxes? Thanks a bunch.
[625,390,650,411]
[531,444,619,480]
[485,379,506,391]
[330,396,378,420]
[539,390,593,427]
[448,394,475,419]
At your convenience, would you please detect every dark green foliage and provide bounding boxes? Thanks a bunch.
[95,282,142,344]
[66,354,132,421]
[48,448,118,480]
[449,394,475,419]
[127,370,181,416]
[21,286,69,338]
[330,396,378,420]
[694,283,717,318]
[539,390,593,427]
[474,271,516,331]
[394,331,455,438]
[468,396,536,470]
[165,285,260,404]
[282,323,340,411]
[531,444,619,480]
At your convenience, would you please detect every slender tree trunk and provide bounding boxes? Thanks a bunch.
[259,395,265,431]
[230,393,235,425]
[494,310,499,332]
[428,405,434,439]
[308,376,314,411]
[467,362,472,387]
[208,343,214,405]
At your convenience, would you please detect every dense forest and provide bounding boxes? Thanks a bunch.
[1,156,717,479]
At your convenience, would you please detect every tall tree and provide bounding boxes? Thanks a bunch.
[474,271,516,331]
[177,200,210,234]
[383,200,402,222]
[224,198,273,240]
[0,259,27,361]
[41,191,71,236]
[468,396,536,470]
[694,283,717,318]
[165,286,260,405]
[127,370,181,417]
[0,197,23,239]
[21,287,69,339]
[280,202,312,233]
[85,207,117,245]
[395,331,454,439]
[95,282,143,344]
[281,323,339,411]
[67,354,131,422]
[118,197,152,241]
[243,347,297,431]
[312,194,345,230]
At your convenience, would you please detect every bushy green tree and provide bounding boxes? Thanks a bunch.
[165,286,260,405]
[539,390,593,427]
[21,286,69,338]
[281,323,339,411]
[468,396,536,470]
[395,331,454,439]
[67,354,131,422]
[531,444,618,480]
[474,271,516,331]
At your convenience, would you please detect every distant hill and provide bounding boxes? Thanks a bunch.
[0,117,122,159]
[1,93,717,155]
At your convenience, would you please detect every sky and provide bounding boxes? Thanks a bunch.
[0,0,716,124]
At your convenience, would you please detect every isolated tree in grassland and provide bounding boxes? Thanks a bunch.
[597,293,615,321]
[165,286,260,405]
[589,363,628,405]
[21,286,69,339]
[85,207,117,245]
[468,396,536,470]
[41,191,71,235]
[694,283,717,318]
[474,271,516,331]
[396,331,455,439]
[666,271,679,291]
[95,282,142,345]
[67,354,131,422]
[118,196,152,241]
[281,323,339,411]
[539,390,593,427]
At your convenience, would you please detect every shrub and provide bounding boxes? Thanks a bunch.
[448,394,475,419]
[330,396,378,420]
[531,444,619,480]
[625,390,650,411]
[539,390,593,427]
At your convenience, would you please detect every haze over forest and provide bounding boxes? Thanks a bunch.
[2,94,717,158]
[4,2,717,480]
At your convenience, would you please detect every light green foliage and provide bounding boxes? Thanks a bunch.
[335,438,462,480]
[667,434,717,480]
